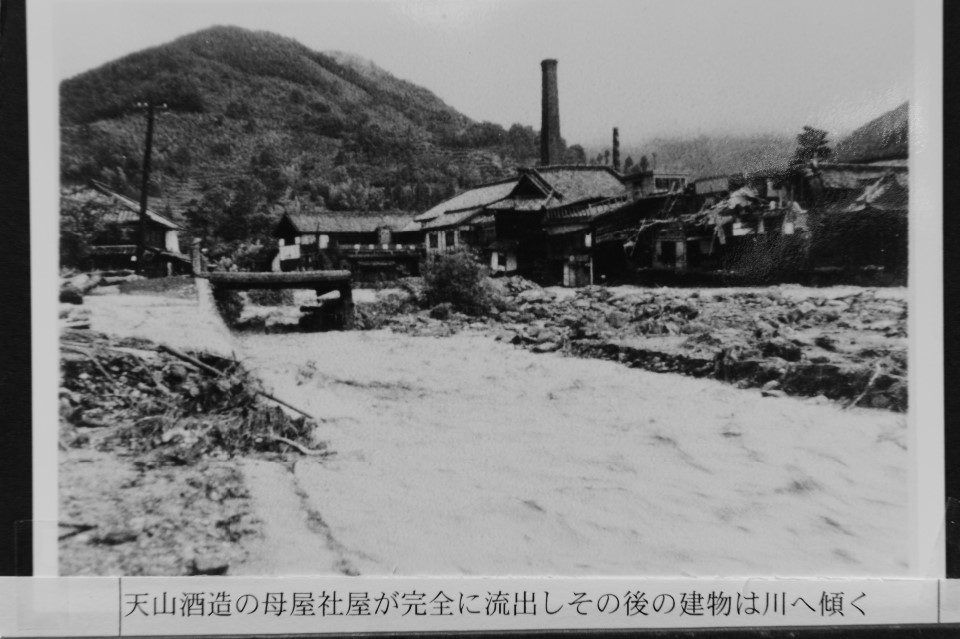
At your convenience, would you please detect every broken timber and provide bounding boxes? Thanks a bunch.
[204,270,354,329]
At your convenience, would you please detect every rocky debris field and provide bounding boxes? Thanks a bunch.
[59,326,331,575]
[354,277,908,411]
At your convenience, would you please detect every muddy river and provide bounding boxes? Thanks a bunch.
[235,327,908,577]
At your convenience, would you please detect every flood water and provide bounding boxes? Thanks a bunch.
[235,328,909,577]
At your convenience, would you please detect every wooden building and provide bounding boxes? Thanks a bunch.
[415,178,519,255]
[273,210,421,281]
[488,166,630,283]
[60,181,190,275]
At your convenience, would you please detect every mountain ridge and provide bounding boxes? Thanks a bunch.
[60,24,545,252]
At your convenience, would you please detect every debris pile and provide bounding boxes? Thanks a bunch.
[355,275,908,411]
[492,281,907,411]
[60,329,330,464]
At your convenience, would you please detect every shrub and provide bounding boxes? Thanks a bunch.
[421,250,491,315]
[213,288,244,325]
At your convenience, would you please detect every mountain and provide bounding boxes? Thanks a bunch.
[593,133,796,179]
[833,102,908,163]
[60,26,541,250]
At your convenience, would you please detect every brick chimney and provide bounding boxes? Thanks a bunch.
[612,127,621,172]
[540,59,561,166]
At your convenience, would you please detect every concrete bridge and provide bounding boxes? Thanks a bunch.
[204,270,354,329]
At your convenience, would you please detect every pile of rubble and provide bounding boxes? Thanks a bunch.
[60,270,145,304]
[353,275,907,411]
[60,329,329,463]
[489,278,907,411]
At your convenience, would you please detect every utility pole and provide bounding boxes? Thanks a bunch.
[135,101,165,273]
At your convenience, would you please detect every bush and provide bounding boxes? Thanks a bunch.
[213,288,244,325]
[421,250,491,315]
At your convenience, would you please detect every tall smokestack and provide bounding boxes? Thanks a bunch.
[540,59,561,166]
[612,127,621,172]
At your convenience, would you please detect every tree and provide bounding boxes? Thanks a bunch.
[639,155,650,173]
[422,249,492,315]
[506,123,538,158]
[603,149,611,165]
[563,144,587,164]
[792,126,832,167]
[60,196,108,269]
[623,155,635,173]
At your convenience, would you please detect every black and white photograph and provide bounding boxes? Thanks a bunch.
[39,0,941,581]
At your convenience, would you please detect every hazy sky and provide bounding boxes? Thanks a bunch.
[53,0,915,146]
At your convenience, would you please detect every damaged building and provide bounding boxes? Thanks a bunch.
[408,58,907,287]
[60,180,191,276]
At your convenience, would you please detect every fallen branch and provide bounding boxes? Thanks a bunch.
[846,362,883,409]
[158,343,317,420]
[77,419,112,429]
[58,522,97,541]
[63,345,120,387]
[267,434,330,457]
[132,359,175,396]
[256,391,316,420]
[157,343,222,376]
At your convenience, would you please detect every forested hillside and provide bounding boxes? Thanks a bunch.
[60,26,543,252]
[833,102,908,163]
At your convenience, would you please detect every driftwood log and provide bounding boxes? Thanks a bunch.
[204,270,351,290]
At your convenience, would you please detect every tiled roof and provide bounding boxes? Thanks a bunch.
[543,194,632,224]
[487,196,560,211]
[415,178,519,222]
[285,210,418,234]
[420,207,485,230]
[537,166,626,203]
[62,181,181,230]
[493,166,627,211]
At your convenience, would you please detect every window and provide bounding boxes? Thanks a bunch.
[445,230,455,248]
[428,233,438,249]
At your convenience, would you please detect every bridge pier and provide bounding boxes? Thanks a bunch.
[336,283,354,330]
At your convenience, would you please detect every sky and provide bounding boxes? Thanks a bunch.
[52,0,916,146]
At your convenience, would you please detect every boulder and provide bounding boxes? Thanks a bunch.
[59,285,84,305]
[761,338,802,362]
[606,310,629,329]
[532,341,562,354]
[814,335,839,351]
[517,288,549,303]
